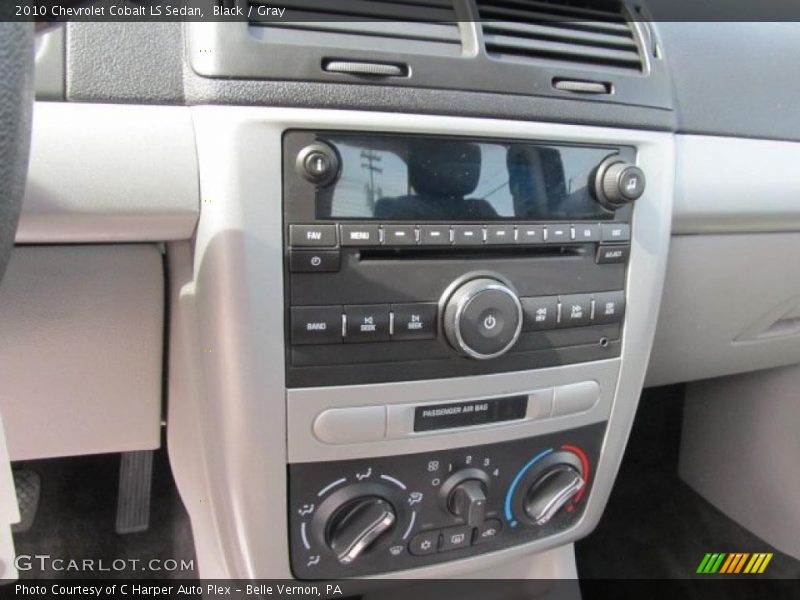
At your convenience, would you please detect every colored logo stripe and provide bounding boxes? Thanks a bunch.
[697,553,773,574]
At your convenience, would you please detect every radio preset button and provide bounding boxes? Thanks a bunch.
[383,225,417,245]
[574,223,601,242]
[601,223,631,243]
[558,294,593,328]
[517,225,545,244]
[521,296,559,331]
[291,306,342,345]
[289,224,337,247]
[596,244,630,264]
[289,250,340,273]
[345,305,390,343]
[453,225,484,245]
[341,224,381,246]
[545,224,570,244]
[592,291,626,324]
[485,225,515,245]
[420,225,451,245]
[391,303,437,341]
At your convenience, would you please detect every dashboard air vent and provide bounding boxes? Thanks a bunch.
[247,0,462,53]
[477,0,643,72]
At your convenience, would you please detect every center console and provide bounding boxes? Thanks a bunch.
[177,107,674,580]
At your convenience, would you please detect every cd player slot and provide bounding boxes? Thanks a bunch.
[358,246,587,262]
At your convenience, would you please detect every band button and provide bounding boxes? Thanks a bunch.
[291,306,342,345]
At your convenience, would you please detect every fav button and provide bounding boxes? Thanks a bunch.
[345,305,390,343]
[289,224,337,247]
[391,303,437,341]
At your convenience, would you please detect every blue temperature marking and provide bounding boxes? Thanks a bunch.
[504,448,554,527]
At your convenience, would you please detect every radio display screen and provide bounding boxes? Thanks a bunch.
[316,134,618,221]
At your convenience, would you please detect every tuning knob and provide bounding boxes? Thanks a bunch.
[325,496,396,564]
[442,277,522,360]
[593,156,646,210]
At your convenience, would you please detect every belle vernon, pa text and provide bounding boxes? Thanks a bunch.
[16,583,345,597]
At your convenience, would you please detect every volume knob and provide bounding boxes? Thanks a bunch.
[593,157,646,210]
[442,277,522,360]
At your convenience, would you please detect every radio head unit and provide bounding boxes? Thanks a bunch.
[283,131,643,387]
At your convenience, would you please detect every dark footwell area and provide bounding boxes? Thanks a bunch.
[576,385,800,588]
[10,446,196,579]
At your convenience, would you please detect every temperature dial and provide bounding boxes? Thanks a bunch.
[507,449,587,527]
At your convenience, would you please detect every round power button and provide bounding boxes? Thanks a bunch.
[443,277,523,360]
[296,142,340,187]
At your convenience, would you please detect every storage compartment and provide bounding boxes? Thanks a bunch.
[646,233,800,386]
[0,245,164,460]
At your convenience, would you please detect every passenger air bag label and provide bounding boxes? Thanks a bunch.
[413,396,527,432]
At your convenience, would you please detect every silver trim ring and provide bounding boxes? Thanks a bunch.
[451,281,523,360]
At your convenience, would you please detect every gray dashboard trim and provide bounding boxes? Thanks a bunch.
[672,134,800,234]
[173,106,674,578]
[17,102,199,243]
[58,22,675,132]
[657,21,800,142]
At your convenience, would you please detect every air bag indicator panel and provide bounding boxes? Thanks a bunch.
[414,396,527,432]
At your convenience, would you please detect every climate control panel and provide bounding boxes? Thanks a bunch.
[288,423,604,578]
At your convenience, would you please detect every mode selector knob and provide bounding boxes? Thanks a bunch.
[325,496,396,565]
[593,156,646,210]
[443,277,523,360]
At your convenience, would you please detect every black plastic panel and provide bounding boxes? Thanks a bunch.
[288,422,605,579]
[284,130,631,387]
